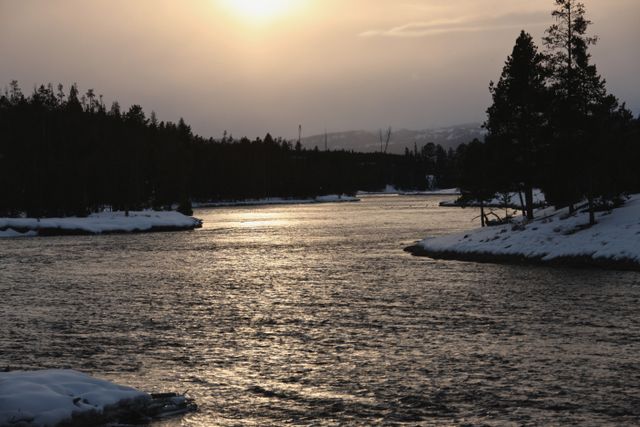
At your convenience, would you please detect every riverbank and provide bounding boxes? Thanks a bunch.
[357,186,460,196]
[193,194,359,208]
[399,188,460,196]
[439,189,546,208]
[0,211,202,238]
[407,194,640,271]
[0,370,195,426]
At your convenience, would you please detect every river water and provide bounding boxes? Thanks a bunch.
[1,195,639,426]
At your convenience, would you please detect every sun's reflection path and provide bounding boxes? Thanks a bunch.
[2,197,639,425]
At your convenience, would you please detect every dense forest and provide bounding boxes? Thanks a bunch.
[0,82,458,217]
[1,0,638,222]
[456,0,640,226]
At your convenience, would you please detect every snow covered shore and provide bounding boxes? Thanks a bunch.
[357,186,460,196]
[0,370,196,426]
[0,211,202,238]
[399,188,460,196]
[193,194,359,208]
[0,370,149,427]
[407,194,640,271]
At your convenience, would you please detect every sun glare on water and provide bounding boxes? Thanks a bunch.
[219,0,301,22]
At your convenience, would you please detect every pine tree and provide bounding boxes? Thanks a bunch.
[543,0,610,224]
[66,83,82,112]
[485,31,548,220]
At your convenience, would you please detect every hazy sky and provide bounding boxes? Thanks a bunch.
[1,0,638,139]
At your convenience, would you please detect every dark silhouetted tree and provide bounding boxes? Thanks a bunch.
[485,30,548,220]
[543,0,612,224]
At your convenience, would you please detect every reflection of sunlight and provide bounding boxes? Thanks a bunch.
[239,219,290,228]
[236,211,293,228]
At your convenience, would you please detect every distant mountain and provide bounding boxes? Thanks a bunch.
[301,123,486,154]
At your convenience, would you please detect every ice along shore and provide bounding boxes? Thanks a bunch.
[406,194,640,271]
[0,211,202,238]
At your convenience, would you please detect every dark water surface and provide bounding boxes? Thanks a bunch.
[1,195,639,426]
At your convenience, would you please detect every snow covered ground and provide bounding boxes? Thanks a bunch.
[193,194,359,208]
[409,194,640,270]
[0,370,150,427]
[0,211,202,238]
[439,189,546,208]
[0,370,196,426]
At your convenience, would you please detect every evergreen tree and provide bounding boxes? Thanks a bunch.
[543,0,611,224]
[485,31,548,220]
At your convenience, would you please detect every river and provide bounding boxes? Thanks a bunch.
[1,195,639,425]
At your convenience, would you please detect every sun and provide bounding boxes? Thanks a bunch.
[219,0,299,22]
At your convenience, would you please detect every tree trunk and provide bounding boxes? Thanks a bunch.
[480,200,486,227]
[524,184,535,221]
[518,190,526,218]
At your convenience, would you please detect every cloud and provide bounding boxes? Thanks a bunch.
[359,12,549,38]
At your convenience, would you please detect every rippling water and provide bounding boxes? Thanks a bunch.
[1,195,639,426]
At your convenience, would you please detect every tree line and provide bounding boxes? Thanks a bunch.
[0,82,458,217]
[457,0,640,226]
[2,1,637,221]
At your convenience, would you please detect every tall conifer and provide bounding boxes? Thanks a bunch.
[485,31,548,220]
[543,0,610,224]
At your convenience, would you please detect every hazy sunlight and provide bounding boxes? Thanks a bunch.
[219,0,301,23]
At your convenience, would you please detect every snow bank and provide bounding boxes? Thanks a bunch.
[193,194,359,208]
[410,194,640,269]
[440,189,546,208]
[0,370,150,427]
[0,211,202,238]
[0,229,37,238]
